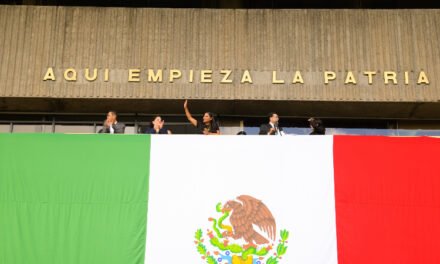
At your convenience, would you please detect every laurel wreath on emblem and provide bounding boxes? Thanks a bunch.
[194,195,290,264]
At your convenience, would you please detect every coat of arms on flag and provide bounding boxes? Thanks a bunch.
[194,195,290,264]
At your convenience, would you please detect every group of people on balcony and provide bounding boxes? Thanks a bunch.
[98,100,325,135]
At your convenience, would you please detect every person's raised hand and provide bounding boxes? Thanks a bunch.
[105,118,113,127]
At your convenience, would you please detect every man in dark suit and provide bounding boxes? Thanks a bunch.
[98,111,125,134]
[259,112,285,136]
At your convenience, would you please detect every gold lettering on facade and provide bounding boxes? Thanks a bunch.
[384,71,397,84]
[272,71,284,84]
[189,70,194,83]
[104,69,109,82]
[42,68,430,86]
[64,68,77,81]
[128,69,141,82]
[344,71,357,84]
[241,70,253,84]
[363,71,376,84]
[220,70,233,83]
[292,71,304,84]
[200,70,213,83]
[417,71,429,84]
[324,71,336,84]
[169,69,182,83]
[85,68,98,81]
[148,69,163,83]
[43,67,56,81]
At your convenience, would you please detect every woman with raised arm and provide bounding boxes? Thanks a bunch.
[184,100,220,135]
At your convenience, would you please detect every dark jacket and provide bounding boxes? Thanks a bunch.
[98,122,125,134]
[146,127,168,134]
[259,123,283,135]
[309,127,325,135]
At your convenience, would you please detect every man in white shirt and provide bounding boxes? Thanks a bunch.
[98,111,126,134]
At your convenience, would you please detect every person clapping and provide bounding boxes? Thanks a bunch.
[146,116,171,134]
[98,111,125,134]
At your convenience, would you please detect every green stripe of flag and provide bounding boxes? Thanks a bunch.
[0,134,151,264]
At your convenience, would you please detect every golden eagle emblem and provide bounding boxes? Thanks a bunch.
[194,195,290,264]
[222,195,276,247]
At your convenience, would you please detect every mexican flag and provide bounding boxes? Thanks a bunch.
[0,134,439,264]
